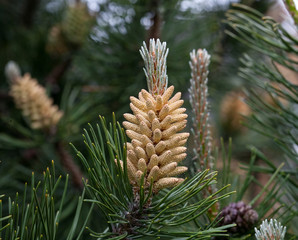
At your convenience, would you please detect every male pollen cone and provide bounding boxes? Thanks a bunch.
[10,73,63,130]
[122,85,189,192]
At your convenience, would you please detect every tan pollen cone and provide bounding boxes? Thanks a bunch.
[9,73,63,130]
[122,85,189,192]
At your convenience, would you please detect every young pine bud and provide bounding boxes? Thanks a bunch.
[255,219,286,240]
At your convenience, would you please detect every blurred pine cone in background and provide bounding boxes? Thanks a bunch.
[9,73,63,130]
[46,24,70,57]
[46,2,94,57]
[218,201,258,234]
[220,91,251,134]
[62,2,94,48]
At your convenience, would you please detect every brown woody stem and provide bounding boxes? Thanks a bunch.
[44,57,72,85]
[146,0,162,46]
[56,141,84,190]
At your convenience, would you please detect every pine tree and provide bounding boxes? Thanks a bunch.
[0,0,297,239]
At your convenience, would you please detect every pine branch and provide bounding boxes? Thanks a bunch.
[0,162,85,240]
[224,5,298,235]
[215,139,296,236]
[72,119,234,238]
[225,3,298,163]
[70,38,235,236]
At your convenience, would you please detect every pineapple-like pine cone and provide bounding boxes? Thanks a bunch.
[122,85,189,193]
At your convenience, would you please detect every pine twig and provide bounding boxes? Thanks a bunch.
[44,57,72,85]
[56,141,84,190]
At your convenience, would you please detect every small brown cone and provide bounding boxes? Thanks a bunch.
[123,85,189,192]
[10,73,63,130]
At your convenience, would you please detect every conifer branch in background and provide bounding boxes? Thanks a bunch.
[225,3,298,234]
[225,3,298,177]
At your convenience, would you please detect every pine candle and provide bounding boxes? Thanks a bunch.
[120,39,189,193]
